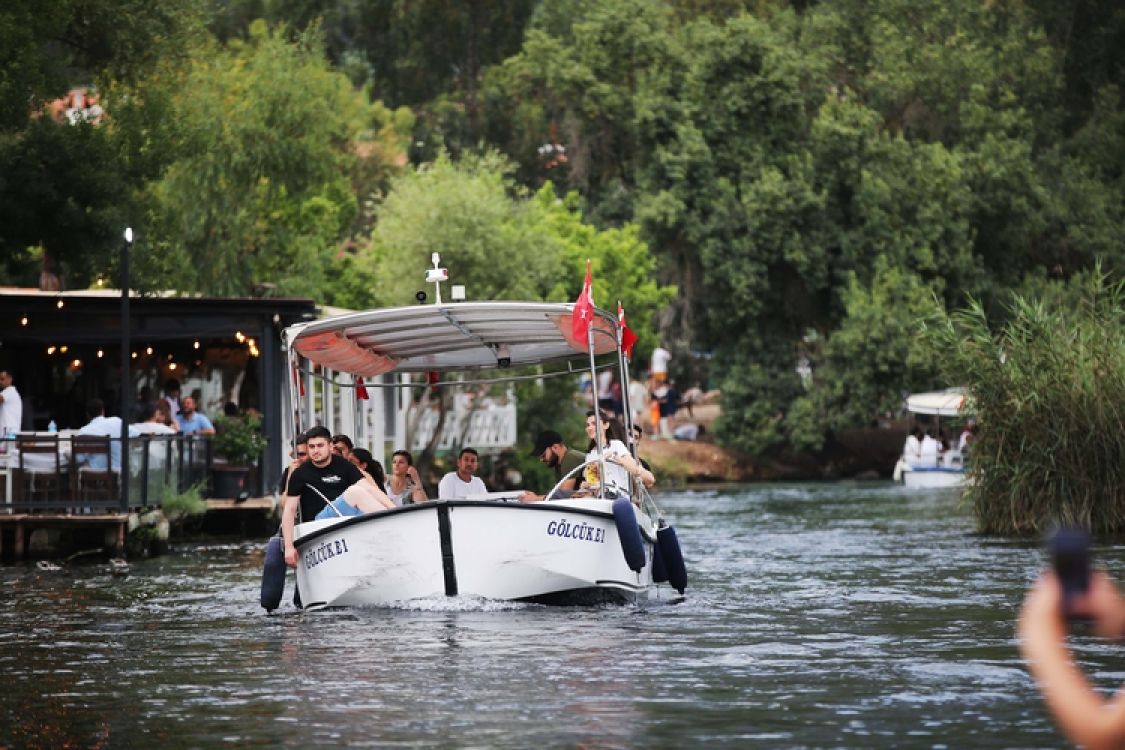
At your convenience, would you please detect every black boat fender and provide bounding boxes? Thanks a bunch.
[651,537,669,584]
[657,524,687,594]
[612,498,646,573]
[260,535,287,612]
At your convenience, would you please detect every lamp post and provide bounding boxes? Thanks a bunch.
[120,227,132,512]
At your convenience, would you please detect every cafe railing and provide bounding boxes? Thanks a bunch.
[0,434,265,514]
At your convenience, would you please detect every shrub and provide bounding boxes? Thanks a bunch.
[925,269,1125,534]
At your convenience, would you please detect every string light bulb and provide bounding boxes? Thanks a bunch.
[193,341,200,349]
[146,347,153,355]
[20,315,28,326]
[97,349,104,358]
[60,346,68,353]
[56,299,64,309]
[47,346,56,355]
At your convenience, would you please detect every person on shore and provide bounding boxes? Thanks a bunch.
[133,404,175,436]
[282,427,393,566]
[178,397,215,436]
[163,378,182,422]
[659,379,679,440]
[437,447,487,499]
[582,410,654,496]
[154,399,180,432]
[0,368,22,437]
[651,345,671,383]
[76,398,140,471]
[628,376,649,433]
[518,430,585,503]
[681,382,704,419]
[1019,568,1125,748]
[386,449,428,506]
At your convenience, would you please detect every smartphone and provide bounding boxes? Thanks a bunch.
[1050,527,1091,618]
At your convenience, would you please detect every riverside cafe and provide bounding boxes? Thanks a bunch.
[0,289,318,512]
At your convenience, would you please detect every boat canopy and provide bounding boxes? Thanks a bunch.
[905,388,967,417]
[283,301,619,375]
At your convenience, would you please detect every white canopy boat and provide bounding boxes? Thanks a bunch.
[894,388,969,489]
[270,281,687,610]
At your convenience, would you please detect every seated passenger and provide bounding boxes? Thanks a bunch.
[581,410,654,497]
[437,447,487,498]
[518,430,585,503]
[920,428,941,467]
[349,448,386,492]
[386,449,428,506]
[903,426,923,465]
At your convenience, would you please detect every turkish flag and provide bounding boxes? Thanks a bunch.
[356,376,369,400]
[572,261,595,347]
[293,363,305,397]
[618,303,638,360]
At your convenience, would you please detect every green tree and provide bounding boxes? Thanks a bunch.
[363,151,565,304]
[133,22,375,296]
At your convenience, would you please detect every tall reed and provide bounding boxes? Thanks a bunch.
[925,271,1125,534]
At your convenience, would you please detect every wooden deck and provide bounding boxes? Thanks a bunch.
[0,513,130,558]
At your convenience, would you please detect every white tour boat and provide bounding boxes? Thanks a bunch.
[894,389,969,489]
[267,275,686,610]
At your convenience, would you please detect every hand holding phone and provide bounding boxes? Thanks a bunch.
[1050,527,1091,620]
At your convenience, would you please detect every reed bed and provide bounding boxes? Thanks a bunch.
[926,273,1125,534]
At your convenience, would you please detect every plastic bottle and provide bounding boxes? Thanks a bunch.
[47,420,57,434]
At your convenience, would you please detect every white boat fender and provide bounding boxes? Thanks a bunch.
[657,524,687,595]
[260,535,287,612]
[652,539,669,583]
[36,560,61,572]
[109,558,130,576]
[893,459,904,482]
[612,498,646,573]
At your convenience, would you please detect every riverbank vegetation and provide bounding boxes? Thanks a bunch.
[3,0,1125,461]
[927,271,1125,534]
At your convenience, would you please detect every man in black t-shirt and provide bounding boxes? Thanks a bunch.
[282,426,367,568]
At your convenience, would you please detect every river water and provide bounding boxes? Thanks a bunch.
[0,482,1116,748]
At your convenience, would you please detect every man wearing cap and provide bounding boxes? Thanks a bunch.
[518,430,586,503]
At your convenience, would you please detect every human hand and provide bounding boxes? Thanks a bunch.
[407,466,420,482]
[1021,569,1125,641]
[284,544,299,569]
[517,491,540,503]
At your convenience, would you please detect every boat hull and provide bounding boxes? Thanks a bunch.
[901,467,966,489]
[293,498,657,608]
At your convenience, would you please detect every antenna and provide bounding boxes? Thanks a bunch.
[424,252,449,304]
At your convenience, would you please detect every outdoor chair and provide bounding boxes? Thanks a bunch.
[71,436,119,509]
[15,436,64,509]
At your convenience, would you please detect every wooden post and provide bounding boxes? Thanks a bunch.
[116,521,125,555]
[14,521,24,558]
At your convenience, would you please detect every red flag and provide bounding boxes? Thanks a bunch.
[293,363,305,397]
[618,303,638,360]
[572,261,595,347]
[356,376,369,400]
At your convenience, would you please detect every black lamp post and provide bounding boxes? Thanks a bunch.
[120,227,132,512]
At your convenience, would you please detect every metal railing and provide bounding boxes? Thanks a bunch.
[0,434,264,514]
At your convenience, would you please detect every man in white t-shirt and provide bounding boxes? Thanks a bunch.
[437,447,487,498]
[651,346,671,383]
[0,369,22,436]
